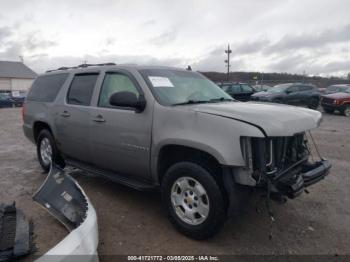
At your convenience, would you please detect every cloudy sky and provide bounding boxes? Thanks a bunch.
[0,0,349,76]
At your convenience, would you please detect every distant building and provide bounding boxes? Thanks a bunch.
[0,61,37,96]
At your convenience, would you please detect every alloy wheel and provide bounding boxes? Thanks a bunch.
[171,176,210,225]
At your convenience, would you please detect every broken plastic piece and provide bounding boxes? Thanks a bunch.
[33,164,99,262]
[0,203,31,261]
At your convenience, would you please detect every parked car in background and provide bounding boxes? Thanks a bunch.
[0,91,26,107]
[251,83,320,109]
[0,93,14,108]
[324,84,350,95]
[252,84,271,92]
[10,96,25,107]
[321,86,350,116]
[218,82,255,101]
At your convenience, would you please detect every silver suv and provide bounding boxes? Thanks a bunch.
[23,64,331,239]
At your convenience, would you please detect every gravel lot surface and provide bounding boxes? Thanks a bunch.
[0,107,349,260]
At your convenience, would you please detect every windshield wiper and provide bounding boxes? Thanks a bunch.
[173,100,210,106]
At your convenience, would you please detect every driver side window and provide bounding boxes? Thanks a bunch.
[98,73,140,108]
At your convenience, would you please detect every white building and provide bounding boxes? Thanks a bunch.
[0,61,37,96]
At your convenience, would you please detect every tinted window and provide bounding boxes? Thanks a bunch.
[67,74,98,106]
[98,73,140,107]
[231,85,241,93]
[241,84,253,92]
[27,73,68,102]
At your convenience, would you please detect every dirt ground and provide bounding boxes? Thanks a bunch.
[0,107,349,260]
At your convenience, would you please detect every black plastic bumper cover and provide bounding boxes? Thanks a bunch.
[275,159,331,198]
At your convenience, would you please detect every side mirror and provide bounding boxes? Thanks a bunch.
[286,90,292,94]
[109,91,146,112]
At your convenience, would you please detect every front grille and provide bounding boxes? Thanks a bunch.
[249,134,308,176]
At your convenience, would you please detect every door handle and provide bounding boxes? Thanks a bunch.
[92,115,106,123]
[60,111,70,118]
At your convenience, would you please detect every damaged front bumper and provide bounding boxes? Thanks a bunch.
[238,134,332,198]
[33,165,98,262]
[272,159,331,198]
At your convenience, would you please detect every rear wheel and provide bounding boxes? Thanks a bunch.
[308,97,319,109]
[161,162,226,239]
[36,129,63,173]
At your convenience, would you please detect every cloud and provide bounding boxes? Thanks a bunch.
[265,23,350,54]
[0,27,12,41]
[143,19,156,27]
[26,53,185,73]
[149,29,178,46]
[0,27,57,62]
[231,38,270,56]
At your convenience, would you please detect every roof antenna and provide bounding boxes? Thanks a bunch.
[186,65,192,71]
[19,56,24,63]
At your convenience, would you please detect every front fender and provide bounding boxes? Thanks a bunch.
[151,104,265,181]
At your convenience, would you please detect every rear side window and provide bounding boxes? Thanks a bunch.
[27,73,68,102]
[67,74,98,106]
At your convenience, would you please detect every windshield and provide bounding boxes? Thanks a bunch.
[139,69,233,105]
[327,86,339,92]
[267,84,291,93]
[341,87,350,93]
[339,86,350,93]
[0,93,10,99]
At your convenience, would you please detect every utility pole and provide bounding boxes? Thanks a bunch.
[224,44,232,81]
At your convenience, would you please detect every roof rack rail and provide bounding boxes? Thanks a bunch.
[46,62,116,73]
[77,62,116,68]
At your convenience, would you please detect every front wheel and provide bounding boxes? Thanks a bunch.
[161,162,226,239]
[341,105,350,117]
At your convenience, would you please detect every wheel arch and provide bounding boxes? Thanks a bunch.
[155,143,224,184]
[33,121,53,143]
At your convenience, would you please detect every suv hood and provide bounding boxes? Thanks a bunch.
[191,102,322,136]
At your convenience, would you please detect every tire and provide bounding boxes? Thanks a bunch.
[36,129,64,173]
[323,107,334,114]
[161,162,226,240]
[341,105,350,117]
[308,97,319,109]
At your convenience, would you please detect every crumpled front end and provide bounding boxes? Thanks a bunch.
[33,165,99,262]
[240,133,331,198]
